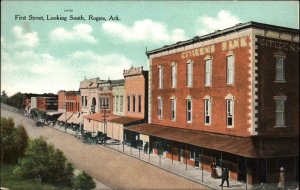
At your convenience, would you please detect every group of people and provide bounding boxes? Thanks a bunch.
[211,162,286,189]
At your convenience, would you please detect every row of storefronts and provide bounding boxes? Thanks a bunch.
[23,21,299,185]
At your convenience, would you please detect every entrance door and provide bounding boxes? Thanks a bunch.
[179,147,184,163]
[258,159,267,183]
[238,156,246,182]
[195,149,200,168]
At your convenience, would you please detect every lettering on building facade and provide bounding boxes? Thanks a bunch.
[181,37,249,59]
[258,37,299,52]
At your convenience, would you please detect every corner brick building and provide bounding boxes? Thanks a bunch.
[126,22,299,185]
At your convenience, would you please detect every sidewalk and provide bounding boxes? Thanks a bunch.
[48,123,299,190]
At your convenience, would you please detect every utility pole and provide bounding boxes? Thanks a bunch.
[101,102,108,145]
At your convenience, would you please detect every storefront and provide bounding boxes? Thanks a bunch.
[125,123,299,185]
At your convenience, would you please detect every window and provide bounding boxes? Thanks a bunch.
[120,96,123,112]
[275,56,285,82]
[171,98,176,121]
[204,97,211,125]
[274,96,286,127]
[186,97,192,123]
[127,96,130,112]
[171,63,177,88]
[227,55,234,85]
[187,61,193,87]
[113,96,116,111]
[106,97,110,109]
[205,59,212,86]
[157,97,163,120]
[138,95,142,113]
[133,95,136,112]
[85,96,87,107]
[81,96,84,107]
[116,96,119,112]
[158,66,163,89]
[226,99,234,127]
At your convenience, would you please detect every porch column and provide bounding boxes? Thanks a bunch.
[171,141,173,164]
[138,134,140,159]
[130,131,132,155]
[201,148,204,182]
[245,157,248,190]
[186,144,188,170]
[122,130,125,152]
[266,159,268,190]
[148,137,151,161]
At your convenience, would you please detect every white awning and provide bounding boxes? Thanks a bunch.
[47,111,64,116]
[57,112,73,122]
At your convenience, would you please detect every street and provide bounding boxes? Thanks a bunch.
[1,105,207,189]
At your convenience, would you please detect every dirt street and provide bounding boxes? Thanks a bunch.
[1,106,207,189]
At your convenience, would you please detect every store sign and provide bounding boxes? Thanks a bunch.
[181,37,249,59]
[258,38,299,52]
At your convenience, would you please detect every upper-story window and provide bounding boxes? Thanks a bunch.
[113,96,116,111]
[225,94,234,128]
[186,96,192,123]
[127,95,130,112]
[85,96,87,107]
[226,55,234,85]
[81,96,84,107]
[133,95,136,112]
[157,97,163,120]
[138,95,142,113]
[187,60,193,87]
[274,53,286,82]
[116,95,119,112]
[205,58,212,86]
[171,96,176,121]
[120,96,123,112]
[171,62,177,88]
[274,96,287,127]
[204,96,212,125]
[106,97,110,109]
[158,65,164,89]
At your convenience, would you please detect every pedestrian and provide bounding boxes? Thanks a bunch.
[211,162,217,178]
[277,167,285,189]
[220,167,230,187]
[144,142,148,154]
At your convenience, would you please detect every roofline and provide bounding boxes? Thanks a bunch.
[145,21,299,57]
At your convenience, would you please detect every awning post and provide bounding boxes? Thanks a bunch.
[245,157,248,190]
[201,148,204,182]
[186,144,188,170]
[138,134,140,159]
[171,141,173,164]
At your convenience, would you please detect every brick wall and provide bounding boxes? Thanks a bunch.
[255,36,299,137]
[150,36,252,137]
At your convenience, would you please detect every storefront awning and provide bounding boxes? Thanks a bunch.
[125,124,299,158]
[67,113,80,124]
[46,111,64,116]
[57,112,74,122]
[83,113,120,122]
[109,116,144,126]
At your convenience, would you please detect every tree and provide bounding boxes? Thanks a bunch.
[0,117,28,163]
[15,125,29,158]
[14,137,74,186]
[73,171,96,190]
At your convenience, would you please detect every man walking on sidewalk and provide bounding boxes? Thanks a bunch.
[220,167,230,187]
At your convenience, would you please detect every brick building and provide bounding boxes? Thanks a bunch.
[126,22,299,185]
[83,67,148,142]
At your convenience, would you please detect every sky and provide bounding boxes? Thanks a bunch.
[1,1,299,96]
